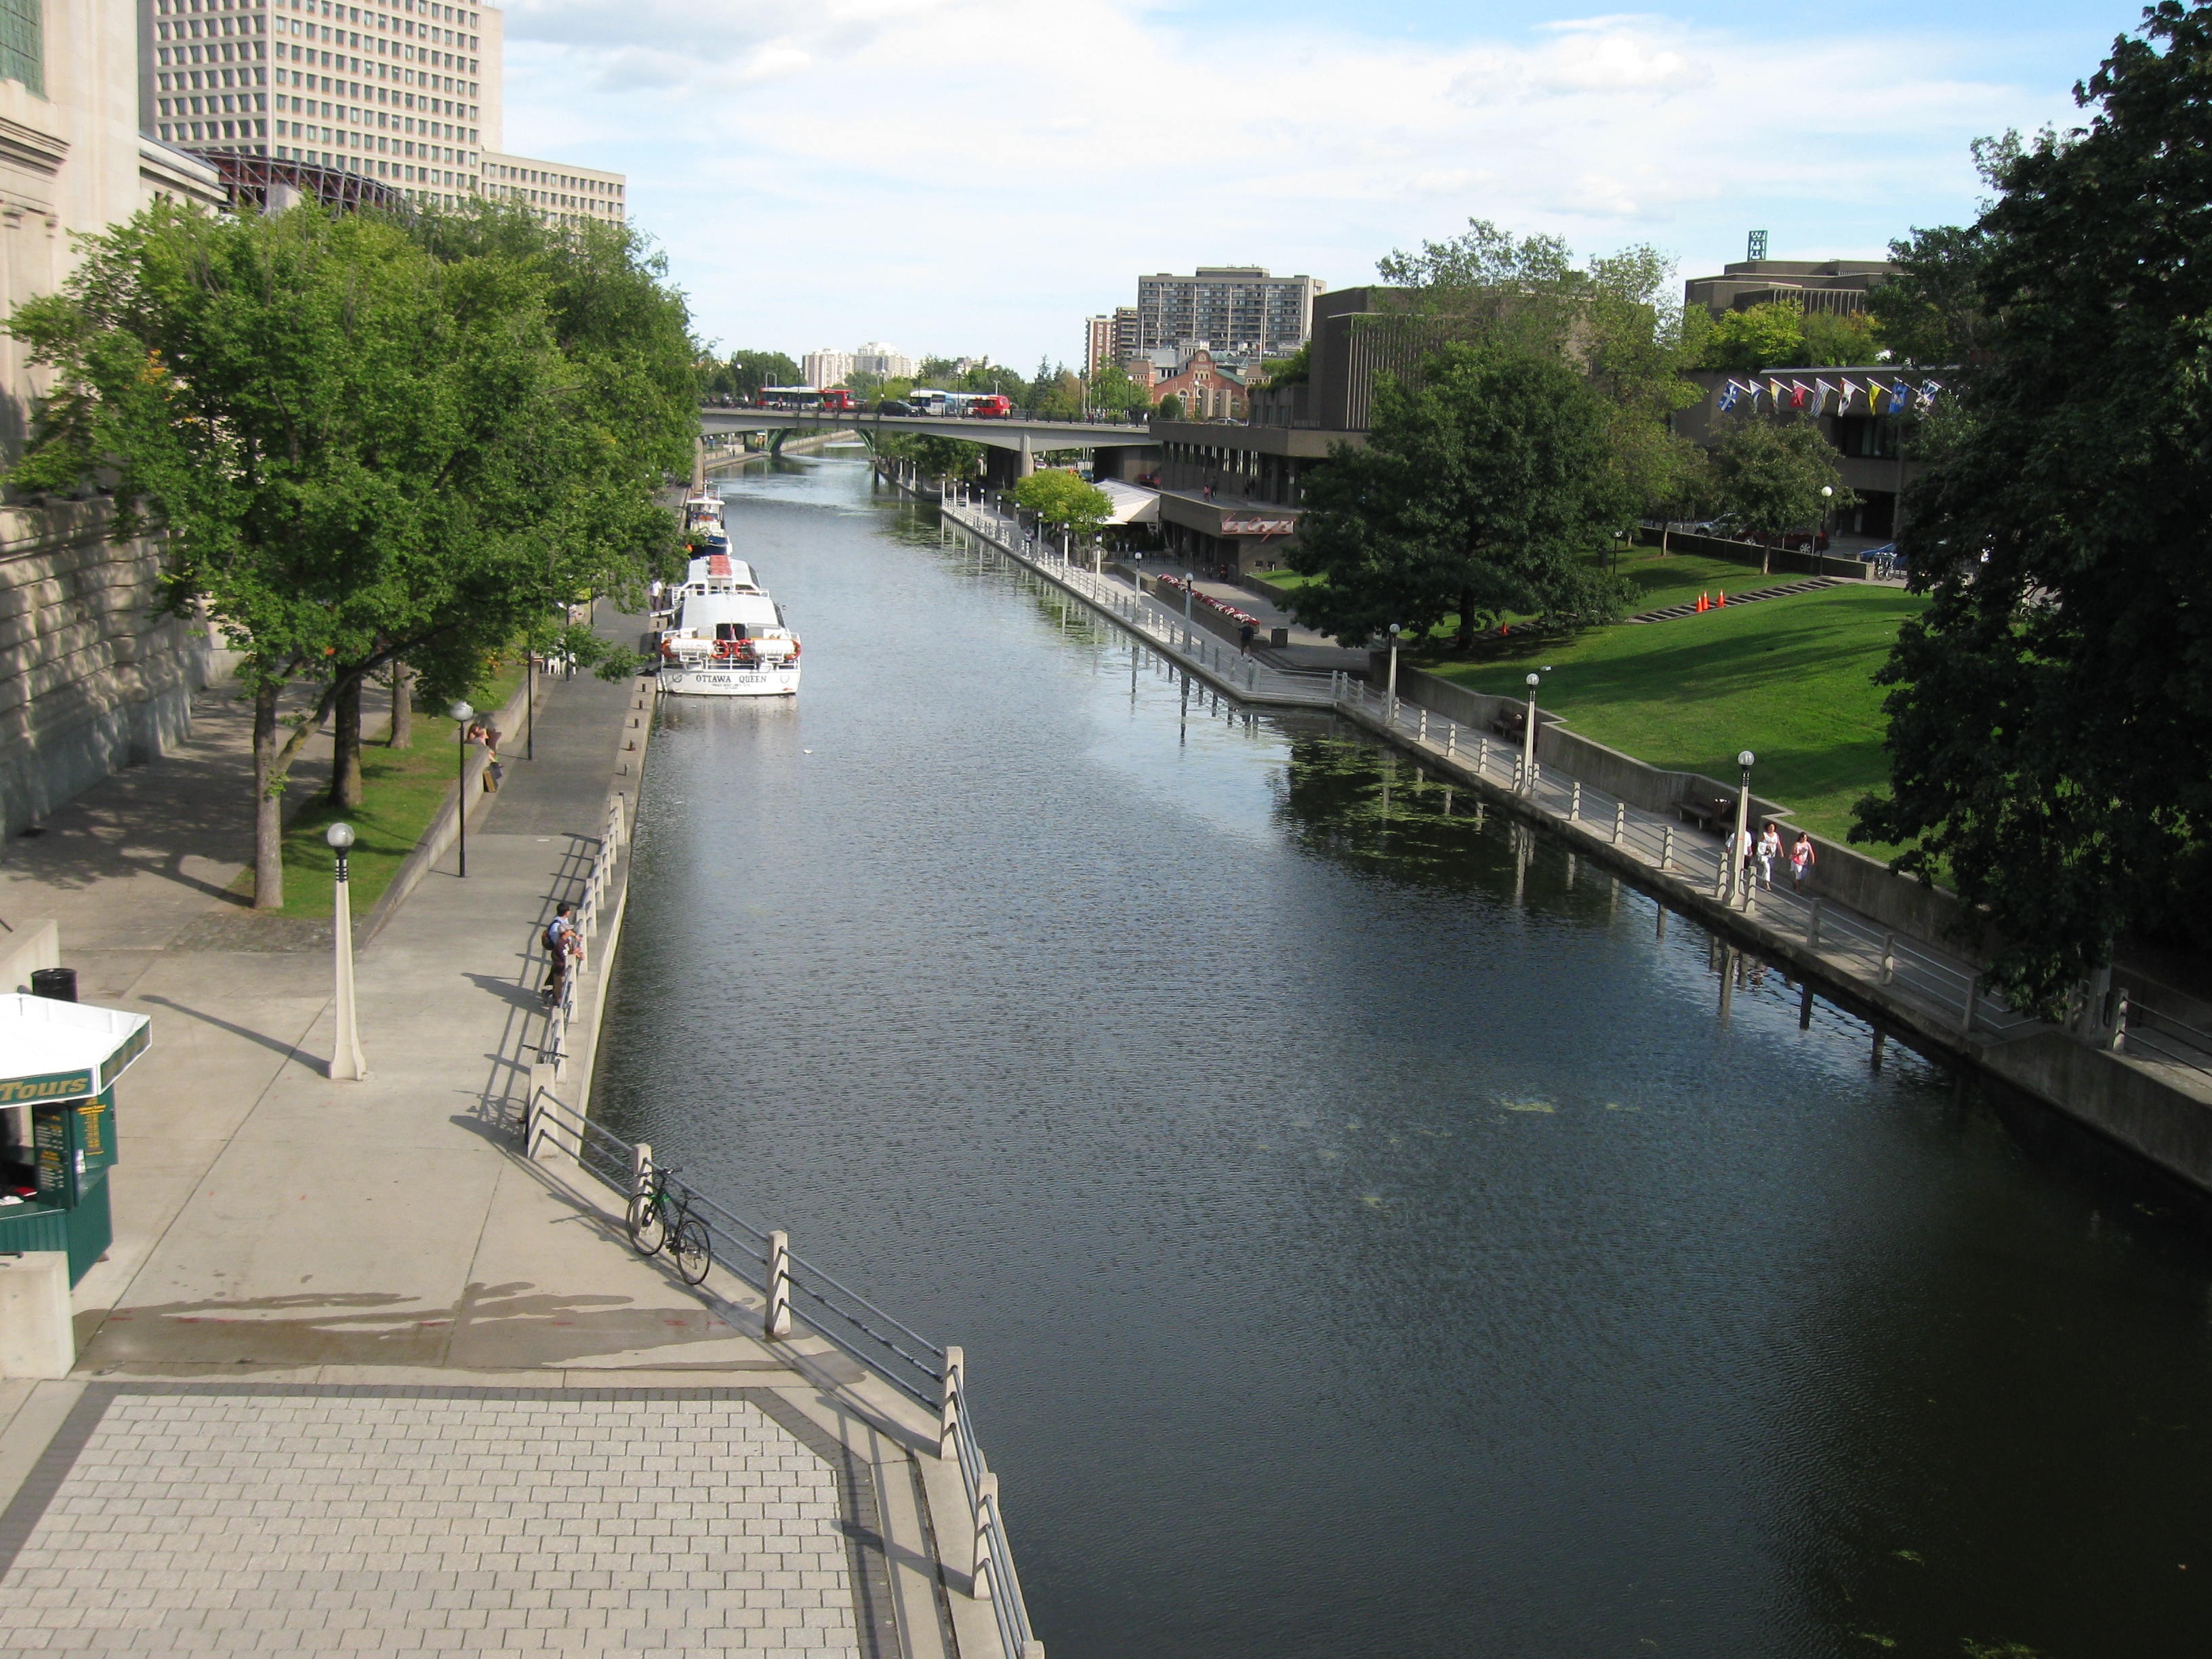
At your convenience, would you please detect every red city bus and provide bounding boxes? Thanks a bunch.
[817,388,860,413]
[967,394,1012,417]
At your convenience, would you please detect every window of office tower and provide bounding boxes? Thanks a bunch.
[0,0,40,96]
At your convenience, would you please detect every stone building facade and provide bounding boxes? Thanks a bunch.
[0,4,230,838]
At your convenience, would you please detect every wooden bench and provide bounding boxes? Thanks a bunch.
[1677,796,1735,833]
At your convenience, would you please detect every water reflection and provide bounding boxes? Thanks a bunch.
[597,453,2212,1659]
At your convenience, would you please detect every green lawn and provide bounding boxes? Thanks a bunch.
[237,663,526,919]
[1261,546,1773,636]
[1421,586,1925,847]
[1603,545,1784,615]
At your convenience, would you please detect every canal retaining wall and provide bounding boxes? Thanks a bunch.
[913,464,2212,1197]
[1381,660,1971,946]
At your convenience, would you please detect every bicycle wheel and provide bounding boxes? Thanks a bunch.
[627,1191,666,1256]
[672,1216,713,1286]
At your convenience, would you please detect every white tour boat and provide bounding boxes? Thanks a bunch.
[656,553,802,697]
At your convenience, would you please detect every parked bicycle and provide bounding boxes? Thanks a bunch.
[626,1160,714,1286]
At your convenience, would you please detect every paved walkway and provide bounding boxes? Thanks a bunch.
[0,642,966,1659]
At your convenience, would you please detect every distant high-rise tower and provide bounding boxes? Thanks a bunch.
[1133,270,1322,359]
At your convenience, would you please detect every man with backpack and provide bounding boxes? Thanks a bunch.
[541,902,582,1008]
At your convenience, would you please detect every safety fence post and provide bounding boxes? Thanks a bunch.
[765,1230,792,1338]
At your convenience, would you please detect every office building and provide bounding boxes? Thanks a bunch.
[802,349,855,389]
[1,6,232,835]
[138,0,623,223]
[853,342,914,380]
[1134,268,1322,359]
[1685,258,1897,319]
[479,150,623,226]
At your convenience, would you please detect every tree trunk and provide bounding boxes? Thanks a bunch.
[390,662,412,749]
[1456,586,1475,651]
[1660,522,1671,557]
[1761,533,1773,576]
[330,672,364,810]
[253,679,285,910]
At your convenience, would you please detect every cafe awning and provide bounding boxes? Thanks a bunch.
[0,994,151,1104]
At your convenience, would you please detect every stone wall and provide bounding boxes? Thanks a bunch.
[0,501,227,838]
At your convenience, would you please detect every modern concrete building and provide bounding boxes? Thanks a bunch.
[802,349,855,390]
[478,148,623,226]
[1135,268,1323,359]
[140,0,489,211]
[853,342,913,380]
[138,0,623,224]
[1685,258,1897,319]
[0,6,232,837]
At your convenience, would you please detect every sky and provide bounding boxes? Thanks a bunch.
[496,0,2151,372]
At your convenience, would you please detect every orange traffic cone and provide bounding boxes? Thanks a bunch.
[1717,589,1727,607]
[1696,592,1708,613]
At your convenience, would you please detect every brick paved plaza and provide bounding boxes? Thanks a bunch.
[0,1386,895,1657]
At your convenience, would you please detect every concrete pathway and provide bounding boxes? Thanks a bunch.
[0,649,966,1659]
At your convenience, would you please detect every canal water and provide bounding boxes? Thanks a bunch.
[597,453,2212,1659]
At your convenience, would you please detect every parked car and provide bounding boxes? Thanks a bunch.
[879,400,916,416]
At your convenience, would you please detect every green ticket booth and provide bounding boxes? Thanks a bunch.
[0,994,149,1284]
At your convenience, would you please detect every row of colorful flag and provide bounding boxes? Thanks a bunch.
[1715,376,1942,417]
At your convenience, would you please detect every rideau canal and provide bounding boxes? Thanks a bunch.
[598,453,2212,1658]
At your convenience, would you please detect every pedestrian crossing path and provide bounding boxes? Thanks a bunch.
[1624,576,1842,623]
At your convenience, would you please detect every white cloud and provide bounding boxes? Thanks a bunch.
[493,1,2090,365]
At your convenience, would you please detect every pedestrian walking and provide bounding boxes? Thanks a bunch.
[1757,821,1781,890]
[540,901,581,1007]
[1790,830,1817,892]
[1239,622,1256,655]
[1736,825,1757,892]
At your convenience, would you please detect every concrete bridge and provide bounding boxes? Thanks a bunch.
[699,405,1162,484]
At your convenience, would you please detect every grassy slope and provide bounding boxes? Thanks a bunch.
[1422,586,1925,847]
[240,663,527,919]
[1265,547,1780,635]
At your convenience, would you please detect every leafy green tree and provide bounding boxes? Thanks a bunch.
[1030,369,1084,421]
[1014,469,1111,539]
[1692,300,1814,371]
[1157,392,1185,421]
[9,201,689,906]
[1087,363,1149,415]
[714,348,800,398]
[1382,222,1700,534]
[1288,343,1629,649]
[875,430,985,480]
[1259,342,1311,384]
[1799,308,1883,366]
[1868,220,1995,368]
[1853,0,2212,1005]
[959,362,1026,399]
[1709,417,1850,571]
[916,355,962,384]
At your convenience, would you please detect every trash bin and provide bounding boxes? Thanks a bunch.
[28,967,76,1003]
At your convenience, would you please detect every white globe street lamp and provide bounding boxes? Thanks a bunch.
[450,701,475,878]
[325,820,367,1081]
[1729,749,1757,907]
[1521,672,1542,794]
